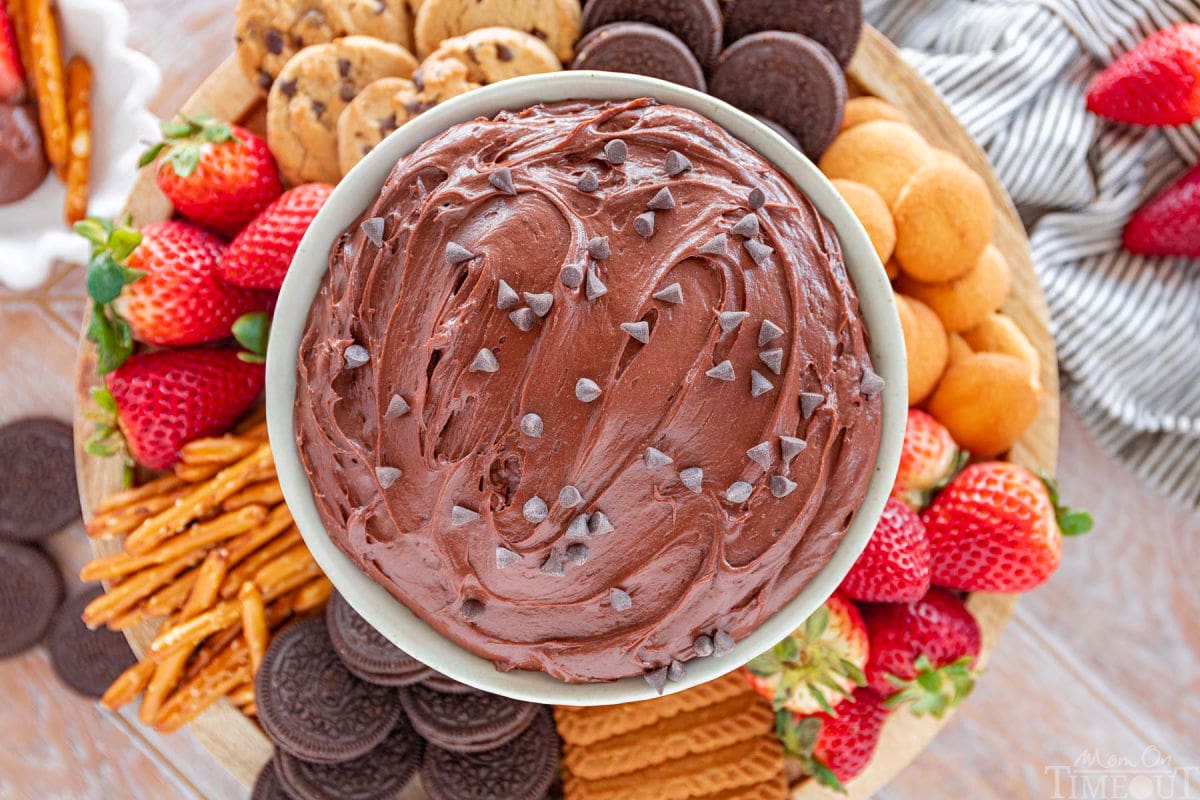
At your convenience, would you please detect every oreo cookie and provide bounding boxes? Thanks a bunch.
[0,541,64,658]
[326,591,431,686]
[256,617,402,763]
[723,0,864,67]
[0,418,80,542]
[710,31,847,158]
[421,670,484,695]
[422,709,560,800]
[753,114,802,150]
[581,0,724,69]
[46,587,137,697]
[275,714,424,800]
[573,22,707,92]
[251,758,289,800]
[401,682,540,753]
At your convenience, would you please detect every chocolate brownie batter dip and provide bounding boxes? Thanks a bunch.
[295,98,882,685]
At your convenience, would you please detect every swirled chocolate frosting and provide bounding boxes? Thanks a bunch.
[295,98,882,684]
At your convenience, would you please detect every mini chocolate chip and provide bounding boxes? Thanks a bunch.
[645,667,669,694]
[759,320,784,347]
[519,413,543,438]
[800,392,824,419]
[771,475,798,498]
[780,436,807,463]
[726,481,753,503]
[265,29,284,55]
[451,505,480,526]
[648,187,675,211]
[576,378,602,403]
[377,114,398,136]
[665,150,692,176]
[469,348,499,374]
[713,630,735,656]
[496,279,519,310]
[522,496,549,524]
[386,394,410,419]
[750,370,775,397]
[745,239,775,266]
[705,361,735,382]
[577,170,600,193]
[585,270,608,301]
[610,588,632,611]
[461,599,484,620]
[746,442,773,469]
[565,543,589,565]
[489,167,517,195]
[560,264,585,288]
[693,634,714,657]
[338,83,356,103]
[278,79,298,99]
[540,550,566,577]
[310,99,326,118]
[749,187,767,210]
[588,512,614,535]
[621,321,650,343]
[680,467,703,493]
[257,71,273,90]
[558,486,583,507]
[566,514,590,539]
[509,308,535,331]
[445,242,474,264]
[496,547,521,568]
[337,58,351,77]
[587,236,611,260]
[644,447,673,468]
[604,139,627,164]
[344,344,370,369]
[759,349,784,375]
[634,211,655,238]
[375,466,402,488]
[861,368,885,396]
[524,292,553,317]
[360,217,385,247]
[718,311,749,333]
[699,233,728,256]
[653,283,683,304]
[667,661,686,682]
[731,214,760,239]
[496,43,513,61]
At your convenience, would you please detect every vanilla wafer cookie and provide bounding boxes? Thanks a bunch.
[563,735,786,800]
[564,692,773,781]
[555,671,749,747]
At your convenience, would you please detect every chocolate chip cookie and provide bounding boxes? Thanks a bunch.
[417,27,561,94]
[337,77,422,175]
[413,0,581,62]
[235,0,415,92]
[267,35,418,184]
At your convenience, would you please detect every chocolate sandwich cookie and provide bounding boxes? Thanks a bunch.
[421,670,484,695]
[401,682,540,753]
[710,31,847,158]
[572,22,707,92]
[422,709,560,800]
[723,0,864,67]
[46,587,136,697]
[256,617,403,763]
[326,591,431,686]
[251,758,289,800]
[275,714,424,800]
[0,418,81,542]
[0,541,63,658]
[753,114,801,150]
[581,0,724,69]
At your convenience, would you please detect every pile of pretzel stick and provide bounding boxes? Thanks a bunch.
[82,412,331,732]
[5,0,92,222]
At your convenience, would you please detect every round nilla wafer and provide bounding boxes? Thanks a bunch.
[840,96,908,131]
[928,352,1041,457]
[896,244,1012,333]
[818,120,932,206]
[895,294,948,406]
[947,332,974,366]
[893,157,994,282]
[833,179,895,264]
[962,312,1040,380]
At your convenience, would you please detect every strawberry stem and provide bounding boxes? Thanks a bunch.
[883,654,977,718]
[1039,472,1094,536]
[774,712,847,794]
[139,114,239,177]
[84,386,133,479]
[233,312,271,364]
[77,217,145,375]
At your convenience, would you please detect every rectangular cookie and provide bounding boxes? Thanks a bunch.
[563,691,774,781]
[555,671,751,746]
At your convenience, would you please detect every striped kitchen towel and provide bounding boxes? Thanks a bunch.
[865,0,1200,507]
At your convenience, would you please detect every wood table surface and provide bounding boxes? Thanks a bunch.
[1,2,1197,798]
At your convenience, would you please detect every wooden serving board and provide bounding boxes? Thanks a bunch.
[73,26,1059,796]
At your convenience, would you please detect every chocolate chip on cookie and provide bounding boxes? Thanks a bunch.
[47,588,137,697]
[256,617,403,763]
[0,418,80,543]
[267,35,418,184]
[421,709,560,800]
[723,0,864,67]
[581,0,724,69]
[236,0,415,92]
[0,541,63,659]
[275,714,424,800]
[710,31,847,159]
[572,22,707,92]
[414,0,581,62]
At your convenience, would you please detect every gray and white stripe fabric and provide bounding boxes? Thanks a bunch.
[865,0,1200,507]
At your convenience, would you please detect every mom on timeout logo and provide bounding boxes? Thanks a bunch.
[1045,746,1199,799]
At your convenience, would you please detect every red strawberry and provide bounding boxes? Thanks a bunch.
[776,687,890,791]
[114,220,271,348]
[141,116,282,237]
[87,349,264,471]
[891,409,964,510]
[0,1,25,102]
[922,462,1092,593]
[745,593,869,716]
[840,498,931,603]
[861,588,981,718]
[1086,23,1200,127]
[220,183,334,289]
[1123,162,1200,258]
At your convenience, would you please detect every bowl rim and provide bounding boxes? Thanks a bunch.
[266,70,907,706]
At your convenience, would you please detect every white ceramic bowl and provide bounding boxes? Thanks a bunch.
[268,71,907,706]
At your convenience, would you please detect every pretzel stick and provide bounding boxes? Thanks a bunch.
[220,529,301,599]
[154,639,251,733]
[106,606,149,632]
[87,492,184,540]
[142,568,199,619]
[179,436,261,466]
[100,659,156,711]
[147,601,240,662]
[237,419,269,440]
[224,505,293,566]
[261,559,325,603]
[228,683,255,707]
[238,582,268,675]
[240,700,257,718]
[173,461,224,483]
[82,505,267,582]
[181,593,294,682]
[23,0,67,174]
[124,445,273,555]
[83,551,205,628]
[93,474,186,515]
[140,549,229,724]
[62,56,91,225]
[292,577,333,615]
[222,479,284,513]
